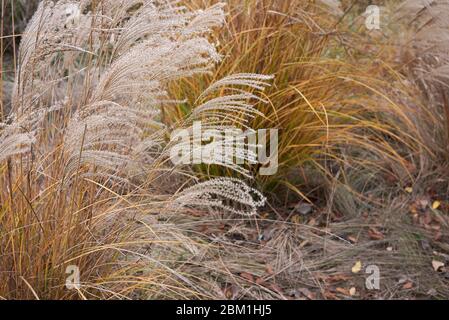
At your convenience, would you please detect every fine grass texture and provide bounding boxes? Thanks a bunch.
[1,0,449,300]
[0,0,268,299]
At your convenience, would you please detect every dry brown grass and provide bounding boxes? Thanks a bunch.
[1,0,449,300]
[169,0,427,203]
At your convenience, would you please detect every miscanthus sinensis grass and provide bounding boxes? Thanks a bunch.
[2,0,449,300]
[0,0,270,299]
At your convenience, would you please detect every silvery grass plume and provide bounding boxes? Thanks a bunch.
[0,121,35,163]
[396,0,449,90]
[170,178,266,216]
[4,0,268,217]
[164,73,273,215]
[165,73,273,179]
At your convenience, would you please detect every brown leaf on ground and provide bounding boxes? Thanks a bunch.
[326,274,350,283]
[265,264,274,275]
[368,227,385,240]
[223,284,238,300]
[432,260,445,272]
[240,272,255,283]
[402,281,413,290]
[432,201,441,210]
[349,287,357,296]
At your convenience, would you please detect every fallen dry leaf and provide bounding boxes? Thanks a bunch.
[368,227,384,240]
[409,203,418,215]
[432,201,441,210]
[260,212,270,219]
[402,281,413,290]
[307,217,317,226]
[325,274,350,283]
[352,261,362,273]
[432,260,445,272]
[291,215,301,224]
[265,264,274,275]
[223,284,238,299]
[240,272,254,283]
[349,287,357,296]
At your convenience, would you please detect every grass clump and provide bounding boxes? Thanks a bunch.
[1,0,449,300]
